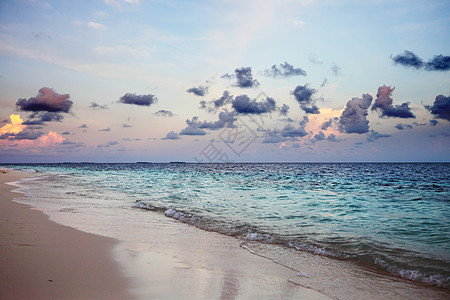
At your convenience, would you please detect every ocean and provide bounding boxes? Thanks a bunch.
[3,162,450,294]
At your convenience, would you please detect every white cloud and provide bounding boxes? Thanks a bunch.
[88,22,107,31]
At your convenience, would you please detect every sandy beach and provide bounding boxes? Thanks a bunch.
[1,169,332,299]
[0,170,132,300]
[1,168,448,300]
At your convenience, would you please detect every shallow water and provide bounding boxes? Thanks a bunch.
[4,162,450,295]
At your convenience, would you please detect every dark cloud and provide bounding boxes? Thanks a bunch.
[187,85,208,96]
[327,134,339,142]
[188,112,237,131]
[331,63,341,76]
[339,93,373,134]
[279,104,290,116]
[263,62,307,78]
[367,130,391,142]
[222,67,259,88]
[16,87,73,113]
[391,50,450,71]
[90,102,109,110]
[425,94,450,121]
[310,131,340,144]
[97,141,119,148]
[119,93,158,106]
[162,131,180,140]
[391,50,424,69]
[281,116,309,138]
[179,127,206,136]
[23,112,64,125]
[122,123,132,128]
[425,55,450,71]
[320,78,328,87]
[78,124,88,128]
[200,91,234,113]
[395,123,413,130]
[292,84,320,114]
[154,110,174,117]
[262,129,286,144]
[430,119,439,126]
[179,117,207,136]
[320,117,338,130]
[99,127,111,132]
[0,130,44,140]
[372,85,415,118]
[232,95,276,114]
[312,131,325,142]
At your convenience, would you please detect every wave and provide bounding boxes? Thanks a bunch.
[134,200,450,290]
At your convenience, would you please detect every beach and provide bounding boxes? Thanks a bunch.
[1,165,448,300]
[1,169,331,299]
[0,170,132,300]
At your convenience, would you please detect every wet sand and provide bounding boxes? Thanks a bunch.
[0,170,133,300]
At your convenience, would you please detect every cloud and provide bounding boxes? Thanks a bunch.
[0,130,44,141]
[425,94,450,121]
[154,110,174,117]
[395,123,413,130]
[279,104,290,116]
[88,21,107,31]
[331,63,341,76]
[425,55,450,71]
[309,54,323,65]
[122,123,132,128]
[187,85,208,96]
[23,112,64,125]
[0,114,26,135]
[339,93,373,134]
[179,127,206,136]
[119,93,158,106]
[320,117,338,130]
[262,129,286,144]
[222,67,259,88]
[16,87,73,113]
[372,85,415,118]
[78,124,88,128]
[263,62,307,78]
[367,130,391,142]
[312,131,325,142]
[179,117,207,136]
[162,131,180,140]
[97,141,119,148]
[391,50,424,69]
[104,0,139,9]
[327,134,339,142]
[90,102,109,109]
[391,50,450,71]
[430,120,439,126]
[292,84,320,114]
[99,127,111,132]
[232,95,276,114]
[200,91,233,113]
[281,116,309,138]
[62,131,70,135]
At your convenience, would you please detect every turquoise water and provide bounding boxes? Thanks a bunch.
[4,162,450,289]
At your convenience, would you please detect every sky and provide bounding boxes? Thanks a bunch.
[0,0,449,163]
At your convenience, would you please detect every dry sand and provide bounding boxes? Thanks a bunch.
[0,170,133,300]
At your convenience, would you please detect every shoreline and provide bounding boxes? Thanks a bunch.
[2,167,448,299]
[0,170,133,300]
